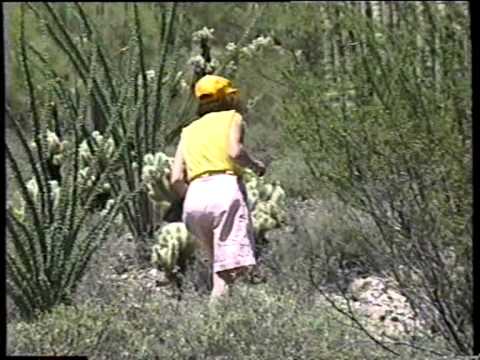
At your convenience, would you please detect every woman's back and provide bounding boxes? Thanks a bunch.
[181,109,242,182]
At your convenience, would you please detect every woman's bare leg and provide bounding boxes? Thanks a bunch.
[211,266,249,299]
[211,271,230,298]
[197,238,229,299]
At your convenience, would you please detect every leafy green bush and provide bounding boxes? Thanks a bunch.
[279,2,472,355]
[9,280,447,359]
[267,151,317,199]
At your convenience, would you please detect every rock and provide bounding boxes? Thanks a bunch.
[147,268,161,278]
[346,275,429,339]
[349,276,386,301]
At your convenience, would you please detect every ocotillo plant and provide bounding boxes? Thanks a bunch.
[16,3,280,267]
[20,2,187,264]
[6,4,130,320]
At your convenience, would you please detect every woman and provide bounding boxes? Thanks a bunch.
[170,74,265,300]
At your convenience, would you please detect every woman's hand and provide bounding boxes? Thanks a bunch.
[229,113,266,176]
[253,159,266,177]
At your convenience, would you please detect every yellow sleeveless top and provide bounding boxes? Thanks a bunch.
[180,110,243,182]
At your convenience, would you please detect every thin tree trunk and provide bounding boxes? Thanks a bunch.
[423,2,438,94]
[335,6,347,75]
[413,2,423,81]
[364,1,375,98]
[3,2,12,120]
[371,1,381,20]
[328,13,337,84]
[380,1,386,24]
[388,1,395,31]
[88,3,107,132]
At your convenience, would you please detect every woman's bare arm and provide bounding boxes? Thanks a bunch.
[228,112,265,176]
[170,141,188,199]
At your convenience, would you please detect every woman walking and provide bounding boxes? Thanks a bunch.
[170,74,265,300]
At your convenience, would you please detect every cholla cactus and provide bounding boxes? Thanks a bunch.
[26,178,40,201]
[242,168,287,236]
[188,55,207,75]
[151,222,195,275]
[46,130,63,155]
[205,57,220,74]
[252,210,277,235]
[251,35,274,49]
[142,151,176,204]
[10,179,61,222]
[78,167,96,189]
[245,180,260,209]
[77,165,114,211]
[192,26,215,43]
[224,61,238,78]
[137,69,156,86]
[75,132,116,209]
[225,42,237,52]
[240,35,274,58]
[30,129,66,167]
[189,26,220,77]
[8,192,26,222]
[78,131,115,167]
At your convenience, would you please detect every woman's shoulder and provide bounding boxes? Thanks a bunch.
[185,110,241,129]
[230,110,243,124]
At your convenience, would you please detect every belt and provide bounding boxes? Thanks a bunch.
[189,169,236,183]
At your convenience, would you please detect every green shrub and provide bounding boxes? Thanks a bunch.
[280,2,472,355]
[9,280,447,359]
[267,151,317,199]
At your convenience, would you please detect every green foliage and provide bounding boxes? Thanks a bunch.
[8,3,191,263]
[6,2,472,357]
[8,282,445,359]
[267,151,317,199]
[5,5,129,320]
[280,2,472,355]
